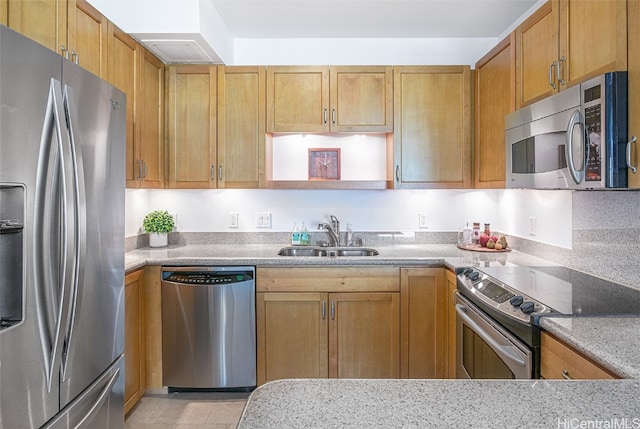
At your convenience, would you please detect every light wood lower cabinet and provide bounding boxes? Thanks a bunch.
[540,332,618,380]
[124,269,146,414]
[400,268,457,379]
[256,266,400,385]
[445,269,458,379]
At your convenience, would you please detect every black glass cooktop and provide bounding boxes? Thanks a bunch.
[477,266,640,316]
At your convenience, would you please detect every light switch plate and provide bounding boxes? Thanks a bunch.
[256,212,271,228]
[229,212,238,228]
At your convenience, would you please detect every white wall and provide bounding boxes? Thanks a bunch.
[126,188,573,248]
[232,38,497,66]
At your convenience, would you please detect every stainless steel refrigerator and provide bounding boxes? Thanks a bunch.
[0,25,125,429]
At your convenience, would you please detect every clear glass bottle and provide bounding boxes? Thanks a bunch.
[472,222,481,244]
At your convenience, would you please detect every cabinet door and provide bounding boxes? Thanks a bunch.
[7,0,67,53]
[515,1,558,108]
[393,66,471,189]
[256,292,328,385]
[138,48,165,189]
[445,269,457,379]
[107,23,138,188]
[540,332,617,379]
[558,0,627,89]
[1,0,7,26]
[124,269,145,414]
[267,66,329,133]
[629,0,640,188]
[329,66,393,132]
[475,34,515,189]
[329,292,399,379]
[166,65,217,189]
[400,268,447,378]
[67,0,107,78]
[217,66,265,189]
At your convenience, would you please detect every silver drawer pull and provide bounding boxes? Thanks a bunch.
[626,136,637,174]
[562,369,572,380]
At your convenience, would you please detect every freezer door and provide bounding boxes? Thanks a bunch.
[58,60,126,411]
[42,355,124,429]
[0,26,64,428]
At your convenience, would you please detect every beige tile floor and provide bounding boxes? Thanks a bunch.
[125,391,249,429]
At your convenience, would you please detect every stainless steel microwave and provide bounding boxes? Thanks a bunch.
[505,72,632,189]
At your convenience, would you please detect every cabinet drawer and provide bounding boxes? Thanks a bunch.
[540,332,618,380]
[257,266,400,292]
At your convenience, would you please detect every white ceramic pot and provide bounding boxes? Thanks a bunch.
[149,232,168,248]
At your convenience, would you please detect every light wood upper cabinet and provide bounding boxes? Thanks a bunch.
[166,65,217,189]
[7,0,67,53]
[107,23,138,187]
[124,269,146,415]
[329,66,393,132]
[516,0,627,108]
[475,34,515,189]
[67,0,107,78]
[627,0,640,188]
[393,66,471,189]
[558,0,627,89]
[400,268,449,379]
[217,66,266,189]
[515,1,558,108]
[8,0,107,76]
[137,48,165,189]
[267,66,329,132]
[1,0,7,26]
[267,66,392,133]
[540,332,618,379]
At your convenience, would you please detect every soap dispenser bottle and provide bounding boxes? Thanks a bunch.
[300,222,310,246]
[291,222,301,246]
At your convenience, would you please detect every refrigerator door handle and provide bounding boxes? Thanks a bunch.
[60,84,87,380]
[33,78,74,392]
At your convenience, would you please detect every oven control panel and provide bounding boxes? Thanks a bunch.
[457,268,552,324]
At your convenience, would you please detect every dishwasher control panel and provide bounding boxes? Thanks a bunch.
[164,272,252,284]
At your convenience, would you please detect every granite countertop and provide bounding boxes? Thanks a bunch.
[237,378,640,429]
[540,316,640,379]
[124,243,557,273]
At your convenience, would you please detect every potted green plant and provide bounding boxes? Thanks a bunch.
[143,210,175,248]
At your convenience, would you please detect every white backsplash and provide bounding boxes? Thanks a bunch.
[125,188,574,248]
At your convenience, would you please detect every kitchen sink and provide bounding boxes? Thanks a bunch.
[277,246,379,257]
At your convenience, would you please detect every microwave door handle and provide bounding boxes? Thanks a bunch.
[626,136,637,174]
[455,304,526,368]
[566,109,586,185]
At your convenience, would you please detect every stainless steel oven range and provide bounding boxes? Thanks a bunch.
[456,266,640,379]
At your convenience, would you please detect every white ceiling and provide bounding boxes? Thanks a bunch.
[211,0,537,39]
[88,0,540,64]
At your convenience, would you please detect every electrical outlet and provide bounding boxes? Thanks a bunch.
[418,212,428,228]
[529,216,537,236]
[229,212,238,228]
[256,212,271,228]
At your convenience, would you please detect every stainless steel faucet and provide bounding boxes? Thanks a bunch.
[318,215,340,247]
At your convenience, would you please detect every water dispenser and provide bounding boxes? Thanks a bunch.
[0,185,24,330]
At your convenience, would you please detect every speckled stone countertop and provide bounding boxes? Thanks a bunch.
[237,378,640,429]
[124,243,556,273]
[540,316,640,379]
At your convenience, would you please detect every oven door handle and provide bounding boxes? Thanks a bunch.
[455,303,526,368]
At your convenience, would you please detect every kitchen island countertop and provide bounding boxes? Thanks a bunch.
[540,316,640,379]
[237,378,640,429]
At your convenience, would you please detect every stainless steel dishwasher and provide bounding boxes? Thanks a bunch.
[161,266,256,391]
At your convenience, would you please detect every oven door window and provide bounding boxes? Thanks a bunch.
[462,325,516,379]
